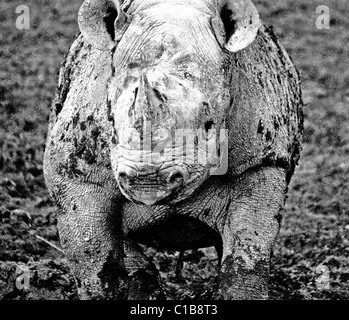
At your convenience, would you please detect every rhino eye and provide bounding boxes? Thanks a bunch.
[176,65,195,81]
[183,71,194,80]
[201,120,215,140]
[204,120,214,132]
[153,88,167,102]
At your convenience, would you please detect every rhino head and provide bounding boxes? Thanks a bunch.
[78,0,260,205]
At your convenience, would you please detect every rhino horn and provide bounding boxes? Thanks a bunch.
[78,0,128,51]
[219,0,261,52]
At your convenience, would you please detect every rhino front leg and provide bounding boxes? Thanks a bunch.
[219,167,287,300]
[57,183,129,300]
[124,240,165,300]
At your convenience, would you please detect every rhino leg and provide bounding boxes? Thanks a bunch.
[56,183,164,300]
[219,166,287,300]
[124,240,165,300]
[56,182,129,300]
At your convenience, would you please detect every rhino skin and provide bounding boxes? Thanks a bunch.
[44,0,303,300]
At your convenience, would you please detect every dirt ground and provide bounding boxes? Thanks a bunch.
[1,0,348,300]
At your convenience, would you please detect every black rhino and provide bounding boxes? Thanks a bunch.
[44,0,303,299]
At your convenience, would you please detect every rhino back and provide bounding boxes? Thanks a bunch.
[226,25,303,181]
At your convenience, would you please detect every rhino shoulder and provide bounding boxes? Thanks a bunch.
[44,35,115,183]
[226,25,304,182]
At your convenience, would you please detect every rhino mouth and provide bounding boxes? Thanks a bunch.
[117,165,185,205]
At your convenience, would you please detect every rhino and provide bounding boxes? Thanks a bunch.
[44,0,303,300]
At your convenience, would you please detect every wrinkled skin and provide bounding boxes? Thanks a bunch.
[44,0,303,300]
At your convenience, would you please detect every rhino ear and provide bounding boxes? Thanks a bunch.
[78,0,128,51]
[219,0,261,53]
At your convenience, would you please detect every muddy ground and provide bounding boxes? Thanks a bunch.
[1,0,348,300]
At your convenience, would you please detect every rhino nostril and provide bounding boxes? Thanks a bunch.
[119,171,136,183]
[167,171,183,185]
[118,168,138,184]
[118,172,127,181]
